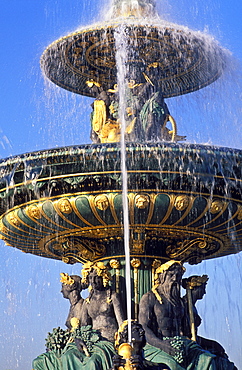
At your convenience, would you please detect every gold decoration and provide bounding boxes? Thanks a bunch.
[186,288,197,342]
[110,259,121,293]
[62,257,70,264]
[26,204,41,219]
[117,343,133,370]
[128,80,143,89]
[210,200,223,214]
[154,260,185,283]
[81,261,111,287]
[70,317,80,331]
[131,258,141,320]
[94,194,109,211]
[130,229,145,254]
[114,320,134,349]
[183,275,209,289]
[100,120,121,143]
[57,199,73,214]
[92,100,106,134]
[155,260,185,274]
[152,285,163,305]
[174,195,189,211]
[0,219,8,235]
[135,194,150,209]
[60,272,75,286]
[86,80,101,88]
[152,259,162,287]
[130,258,141,269]
[142,72,154,86]
[110,259,121,270]
[7,212,20,227]
[107,84,118,93]
[237,207,242,220]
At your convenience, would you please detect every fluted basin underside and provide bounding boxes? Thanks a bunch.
[0,142,242,265]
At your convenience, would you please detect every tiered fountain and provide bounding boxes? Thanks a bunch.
[0,0,241,368]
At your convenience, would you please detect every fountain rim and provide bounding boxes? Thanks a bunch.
[1,142,242,167]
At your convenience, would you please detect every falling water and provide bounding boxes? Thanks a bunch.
[114,25,132,343]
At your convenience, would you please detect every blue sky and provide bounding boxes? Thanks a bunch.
[0,1,241,369]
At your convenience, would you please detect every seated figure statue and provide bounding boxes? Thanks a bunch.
[32,273,87,370]
[33,263,125,370]
[110,320,171,370]
[139,260,219,370]
[139,260,237,370]
[61,261,125,370]
[182,275,237,369]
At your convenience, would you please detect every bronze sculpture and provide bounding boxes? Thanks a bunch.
[139,261,236,369]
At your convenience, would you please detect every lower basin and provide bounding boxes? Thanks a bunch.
[0,142,242,265]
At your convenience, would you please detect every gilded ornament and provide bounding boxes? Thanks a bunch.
[210,200,223,214]
[0,219,8,234]
[198,240,207,249]
[81,261,112,287]
[57,198,73,214]
[60,272,75,286]
[94,194,109,211]
[70,317,80,331]
[110,259,121,269]
[155,260,185,278]
[135,194,150,209]
[151,285,163,305]
[26,204,41,219]
[182,275,209,290]
[7,212,20,226]
[130,258,141,269]
[62,257,70,264]
[237,207,242,220]
[78,248,95,261]
[152,259,162,270]
[174,195,189,211]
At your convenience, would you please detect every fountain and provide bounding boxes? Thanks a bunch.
[0,0,241,369]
